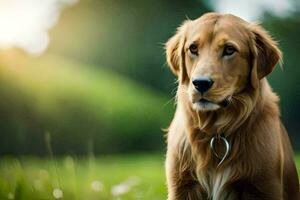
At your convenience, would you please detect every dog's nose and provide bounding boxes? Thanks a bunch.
[192,77,214,94]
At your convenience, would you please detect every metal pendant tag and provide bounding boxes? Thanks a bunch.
[210,135,230,167]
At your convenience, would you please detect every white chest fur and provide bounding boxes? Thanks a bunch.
[197,167,234,200]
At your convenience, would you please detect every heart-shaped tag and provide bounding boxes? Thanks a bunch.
[210,135,230,167]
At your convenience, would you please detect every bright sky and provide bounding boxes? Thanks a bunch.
[0,0,78,56]
[209,0,296,21]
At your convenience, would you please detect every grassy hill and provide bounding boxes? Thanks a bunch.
[0,51,173,155]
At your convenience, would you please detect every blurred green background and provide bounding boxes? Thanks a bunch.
[0,0,299,199]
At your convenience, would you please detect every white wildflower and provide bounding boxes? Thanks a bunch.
[111,176,140,196]
[53,188,63,199]
[111,184,130,196]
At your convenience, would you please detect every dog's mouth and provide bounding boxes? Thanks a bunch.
[192,96,232,112]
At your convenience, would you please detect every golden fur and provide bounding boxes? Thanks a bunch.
[165,13,300,199]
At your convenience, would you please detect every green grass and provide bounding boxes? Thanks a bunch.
[0,154,167,200]
[0,154,300,200]
[297,154,300,177]
[0,154,299,200]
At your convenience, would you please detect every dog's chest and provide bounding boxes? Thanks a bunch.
[197,167,235,200]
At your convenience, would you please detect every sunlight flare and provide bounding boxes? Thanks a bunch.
[0,0,78,55]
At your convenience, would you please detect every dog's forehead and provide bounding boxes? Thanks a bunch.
[187,14,250,46]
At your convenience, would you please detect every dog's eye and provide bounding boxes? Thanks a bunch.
[223,45,236,57]
[189,44,198,55]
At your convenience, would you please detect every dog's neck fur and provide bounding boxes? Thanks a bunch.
[177,78,279,169]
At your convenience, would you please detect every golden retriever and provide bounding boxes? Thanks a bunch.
[165,13,300,200]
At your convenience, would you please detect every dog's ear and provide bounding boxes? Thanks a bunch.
[165,20,190,83]
[249,23,282,88]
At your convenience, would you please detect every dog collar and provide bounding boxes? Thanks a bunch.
[210,134,230,167]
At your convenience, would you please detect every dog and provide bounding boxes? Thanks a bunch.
[165,13,300,200]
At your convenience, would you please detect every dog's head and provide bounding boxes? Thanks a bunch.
[166,13,282,112]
